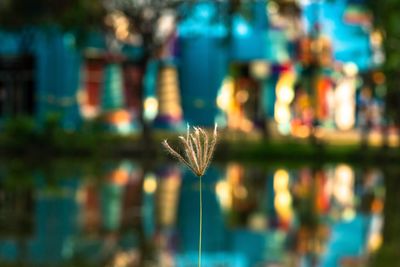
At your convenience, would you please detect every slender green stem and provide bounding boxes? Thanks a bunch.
[199,176,202,267]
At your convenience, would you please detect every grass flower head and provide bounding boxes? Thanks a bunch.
[162,124,217,177]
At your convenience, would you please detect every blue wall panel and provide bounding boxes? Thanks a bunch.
[178,37,228,126]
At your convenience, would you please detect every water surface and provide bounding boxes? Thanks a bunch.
[0,159,387,267]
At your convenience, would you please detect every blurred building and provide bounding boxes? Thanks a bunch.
[0,0,381,135]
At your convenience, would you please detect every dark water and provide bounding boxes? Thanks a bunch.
[0,160,390,267]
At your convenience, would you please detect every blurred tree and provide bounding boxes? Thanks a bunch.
[367,0,400,142]
[99,0,182,153]
[0,0,105,49]
[0,0,104,31]
[367,2,400,265]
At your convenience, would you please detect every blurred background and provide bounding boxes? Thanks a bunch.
[0,0,399,266]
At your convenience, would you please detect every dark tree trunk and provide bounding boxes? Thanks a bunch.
[371,166,400,266]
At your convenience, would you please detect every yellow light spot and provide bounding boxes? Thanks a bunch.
[335,106,355,130]
[343,62,358,77]
[143,175,157,194]
[276,72,296,104]
[216,180,232,210]
[116,28,129,40]
[250,60,270,79]
[370,30,383,46]
[274,169,290,191]
[336,164,354,185]
[368,233,383,252]
[275,190,292,208]
[276,86,295,104]
[342,207,356,221]
[144,97,158,121]
[334,79,356,130]
[216,79,234,111]
[274,103,291,124]
[333,165,355,206]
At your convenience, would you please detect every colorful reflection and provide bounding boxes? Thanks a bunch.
[273,169,293,225]
[0,161,386,267]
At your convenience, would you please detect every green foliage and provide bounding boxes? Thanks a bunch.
[1,116,39,151]
[3,116,36,136]
[0,115,106,155]
[0,0,104,31]
[366,0,400,123]
[370,244,400,267]
[42,112,63,139]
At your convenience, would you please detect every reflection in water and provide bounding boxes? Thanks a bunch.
[0,161,385,267]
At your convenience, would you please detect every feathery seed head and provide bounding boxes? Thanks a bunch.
[162,124,218,177]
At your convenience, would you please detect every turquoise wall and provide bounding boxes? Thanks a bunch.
[0,29,82,129]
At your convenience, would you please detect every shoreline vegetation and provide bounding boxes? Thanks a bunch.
[1,126,400,165]
[0,115,398,164]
